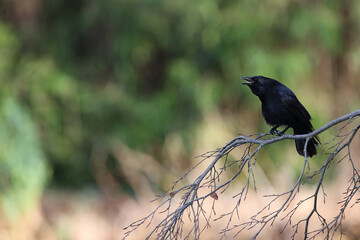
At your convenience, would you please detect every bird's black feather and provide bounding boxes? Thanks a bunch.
[242,76,319,157]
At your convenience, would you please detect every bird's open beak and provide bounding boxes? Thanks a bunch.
[241,77,253,85]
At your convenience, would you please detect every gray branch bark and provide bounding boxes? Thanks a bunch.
[123,109,360,240]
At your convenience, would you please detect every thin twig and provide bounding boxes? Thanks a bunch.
[123,110,360,240]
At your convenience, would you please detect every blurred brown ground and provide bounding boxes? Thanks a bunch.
[5,181,360,240]
[3,116,359,240]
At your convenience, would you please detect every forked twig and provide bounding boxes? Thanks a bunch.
[123,110,360,240]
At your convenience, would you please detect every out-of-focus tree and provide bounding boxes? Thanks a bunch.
[0,22,48,221]
[0,0,359,202]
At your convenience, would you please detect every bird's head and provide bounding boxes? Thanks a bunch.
[241,76,276,98]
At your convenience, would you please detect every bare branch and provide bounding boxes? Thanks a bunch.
[123,110,360,240]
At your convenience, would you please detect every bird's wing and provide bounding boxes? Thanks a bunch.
[278,87,320,143]
[277,88,312,127]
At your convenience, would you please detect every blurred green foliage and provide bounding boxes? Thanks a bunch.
[0,0,359,218]
[0,97,47,219]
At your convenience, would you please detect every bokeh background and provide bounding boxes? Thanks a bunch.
[0,0,360,239]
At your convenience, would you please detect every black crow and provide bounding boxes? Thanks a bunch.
[242,76,319,157]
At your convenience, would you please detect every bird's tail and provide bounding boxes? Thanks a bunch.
[293,128,319,157]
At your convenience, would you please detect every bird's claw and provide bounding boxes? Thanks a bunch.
[276,130,285,136]
[269,127,285,136]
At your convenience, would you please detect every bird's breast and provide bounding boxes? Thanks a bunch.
[261,99,293,126]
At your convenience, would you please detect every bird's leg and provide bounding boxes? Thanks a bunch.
[269,125,290,136]
[269,125,280,135]
[278,126,290,136]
